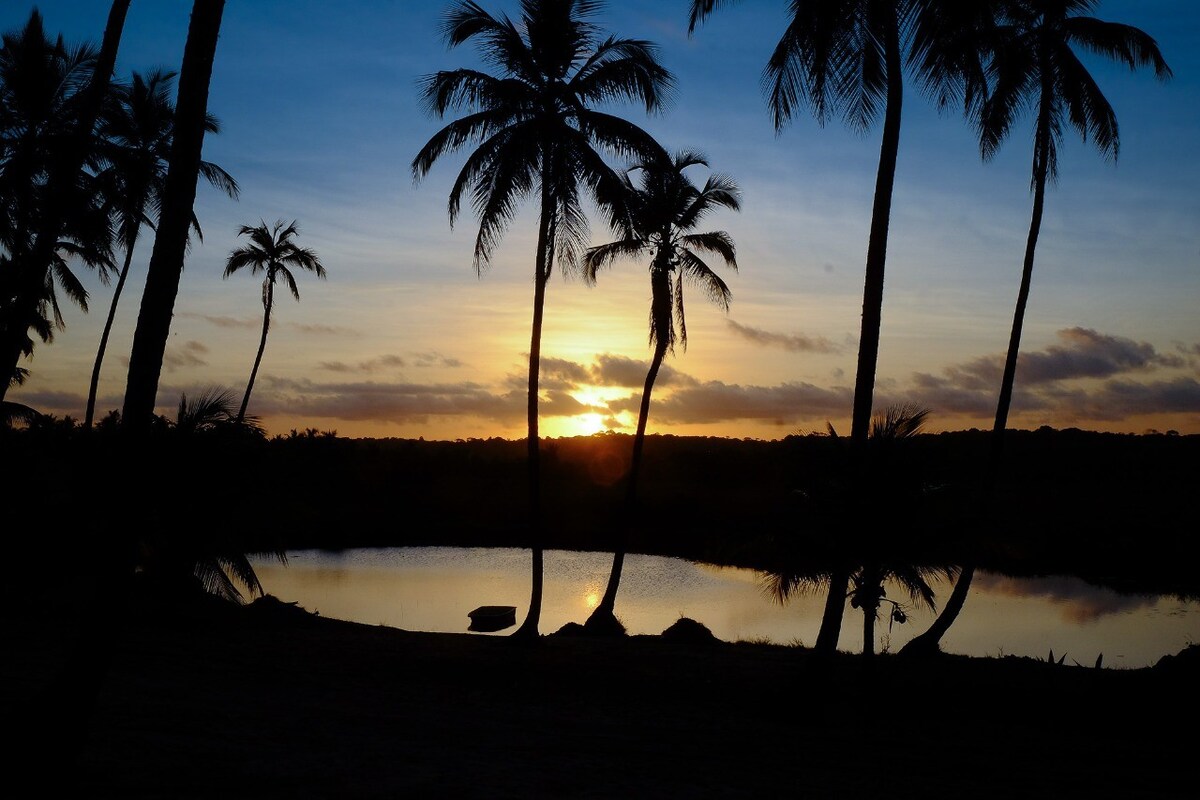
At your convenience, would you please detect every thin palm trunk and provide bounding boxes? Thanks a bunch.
[85,243,136,427]
[0,0,130,403]
[593,335,667,619]
[512,153,555,640]
[900,103,1051,657]
[994,131,1049,436]
[816,11,904,657]
[238,282,272,423]
[123,0,225,430]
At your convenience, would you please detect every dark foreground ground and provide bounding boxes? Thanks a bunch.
[6,593,1196,799]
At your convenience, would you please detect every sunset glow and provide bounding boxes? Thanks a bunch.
[4,1,1198,439]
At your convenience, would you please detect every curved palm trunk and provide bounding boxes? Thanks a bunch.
[0,0,130,404]
[900,104,1052,657]
[85,243,136,427]
[591,334,668,622]
[123,0,225,431]
[512,152,556,640]
[816,11,904,657]
[238,282,273,423]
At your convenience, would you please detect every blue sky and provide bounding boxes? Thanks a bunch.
[6,0,1199,438]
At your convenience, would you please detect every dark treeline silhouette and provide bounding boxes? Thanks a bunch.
[5,423,1198,601]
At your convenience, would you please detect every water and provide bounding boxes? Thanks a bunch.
[252,546,1199,669]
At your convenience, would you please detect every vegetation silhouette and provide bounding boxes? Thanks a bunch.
[580,148,739,634]
[411,0,673,638]
[122,0,225,431]
[0,10,117,399]
[84,68,239,428]
[688,0,999,655]
[902,0,1172,656]
[223,219,326,423]
[764,404,958,656]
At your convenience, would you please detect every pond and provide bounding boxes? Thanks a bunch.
[252,546,1199,669]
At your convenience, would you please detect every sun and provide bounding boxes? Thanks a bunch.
[573,412,606,436]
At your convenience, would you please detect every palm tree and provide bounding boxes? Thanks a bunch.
[581,149,738,632]
[901,0,1171,657]
[766,404,954,656]
[123,0,226,430]
[84,69,239,428]
[688,0,1002,656]
[224,220,326,423]
[0,10,116,399]
[411,0,673,638]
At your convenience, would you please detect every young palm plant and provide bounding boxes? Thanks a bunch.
[84,69,239,428]
[901,0,1172,656]
[766,404,956,657]
[581,149,739,633]
[223,219,326,423]
[411,0,673,638]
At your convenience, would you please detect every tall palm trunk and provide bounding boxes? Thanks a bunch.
[512,148,555,640]
[591,265,671,623]
[815,10,904,657]
[0,0,130,403]
[238,281,272,423]
[122,0,225,430]
[85,242,137,427]
[900,101,1052,657]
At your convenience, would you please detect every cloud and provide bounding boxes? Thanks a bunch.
[726,320,840,354]
[943,327,1172,392]
[611,380,851,426]
[8,389,84,415]
[589,353,697,388]
[161,340,209,372]
[974,573,1156,623]
[907,329,1200,424]
[256,377,524,423]
[180,312,258,329]
[289,322,358,336]
[318,354,407,373]
[411,351,463,368]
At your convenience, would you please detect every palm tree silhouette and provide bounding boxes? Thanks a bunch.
[223,219,326,424]
[902,0,1171,656]
[84,69,239,428]
[0,10,116,398]
[688,0,989,654]
[412,0,673,638]
[123,0,226,431]
[581,149,739,632]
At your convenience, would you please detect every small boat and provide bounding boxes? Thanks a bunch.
[468,605,517,632]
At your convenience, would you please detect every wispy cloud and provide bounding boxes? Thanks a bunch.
[289,322,358,336]
[179,312,258,329]
[726,320,840,354]
[318,354,407,373]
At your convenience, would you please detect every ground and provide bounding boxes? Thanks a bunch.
[6,593,1195,798]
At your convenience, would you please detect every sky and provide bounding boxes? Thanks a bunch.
[5,0,1199,440]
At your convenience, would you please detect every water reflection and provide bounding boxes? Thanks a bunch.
[251,547,1198,668]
